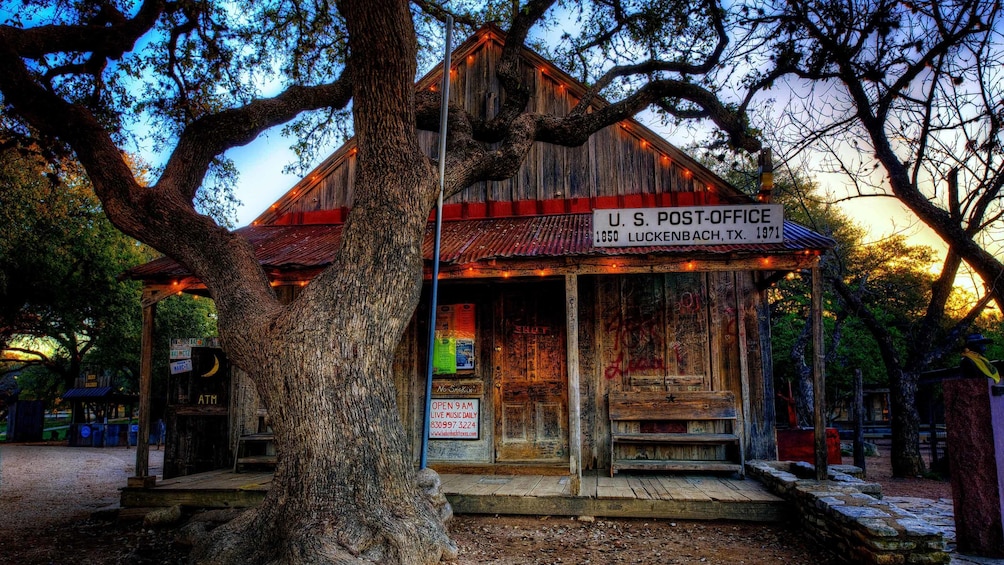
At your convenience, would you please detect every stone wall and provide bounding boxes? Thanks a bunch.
[747,460,949,565]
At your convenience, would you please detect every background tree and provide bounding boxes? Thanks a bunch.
[702,155,861,426]
[0,147,144,396]
[717,153,985,474]
[0,145,218,415]
[0,1,762,562]
[740,0,1004,476]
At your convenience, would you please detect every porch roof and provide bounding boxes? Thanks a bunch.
[125,213,835,282]
[62,386,137,402]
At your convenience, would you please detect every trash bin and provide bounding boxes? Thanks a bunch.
[74,423,93,447]
[104,424,121,447]
[128,424,138,446]
[90,423,104,447]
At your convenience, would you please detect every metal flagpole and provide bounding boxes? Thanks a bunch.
[421,15,453,470]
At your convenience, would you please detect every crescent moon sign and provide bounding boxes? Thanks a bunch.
[201,354,220,378]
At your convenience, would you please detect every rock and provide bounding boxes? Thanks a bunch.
[188,508,243,525]
[174,520,210,547]
[416,467,453,524]
[416,467,442,494]
[142,504,183,528]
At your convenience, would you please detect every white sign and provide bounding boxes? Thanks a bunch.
[592,204,784,248]
[429,398,480,440]
[170,359,193,375]
[171,337,220,348]
[170,347,191,360]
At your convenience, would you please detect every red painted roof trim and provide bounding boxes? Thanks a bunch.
[270,194,725,226]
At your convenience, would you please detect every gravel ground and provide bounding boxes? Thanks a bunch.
[0,441,980,564]
[0,445,163,531]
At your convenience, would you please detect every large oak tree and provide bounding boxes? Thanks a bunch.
[0,1,758,562]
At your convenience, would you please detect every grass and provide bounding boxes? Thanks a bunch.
[1,413,133,442]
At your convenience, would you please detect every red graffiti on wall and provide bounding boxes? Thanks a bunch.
[601,289,708,380]
[603,350,667,380]
[602,314,666,380]
[675,291,703,315]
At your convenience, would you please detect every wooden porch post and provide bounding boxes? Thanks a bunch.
[811,264,828,480]
[131,296,156,487]
[565,274,582,496]
[736,279,751,470]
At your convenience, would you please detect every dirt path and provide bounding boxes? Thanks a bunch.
[0,445,163,532]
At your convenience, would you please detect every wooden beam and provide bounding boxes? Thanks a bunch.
[428,463,568,476]
[448,493,786,522]
[433,254,823,280]
[736,279,751,471]
[146,255,826,289]
[122,487,266,509]
[136,301,155,481]
[608,391,738,420]
[135,282,187,482]
[141,279,199,306]
[811,264,827,480]
[565,274,582,496]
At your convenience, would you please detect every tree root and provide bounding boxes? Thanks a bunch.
[189,469,457,564]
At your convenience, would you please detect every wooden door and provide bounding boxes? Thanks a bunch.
[494,284,568,463]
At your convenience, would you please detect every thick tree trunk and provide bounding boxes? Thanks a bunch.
[889,368,925,477]
[191,2,456,562]
[791,315,815,428]
[191,136,455,562]
[192,172,457,561]
[192,348,455,563]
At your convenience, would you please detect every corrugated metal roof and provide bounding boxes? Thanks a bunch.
[61,386,138,400]
[63,386,114,399]
[126,214,835,281]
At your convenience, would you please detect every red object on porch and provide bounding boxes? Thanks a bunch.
[776,428,842,465]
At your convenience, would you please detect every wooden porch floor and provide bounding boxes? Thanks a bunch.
[121,470,787,522]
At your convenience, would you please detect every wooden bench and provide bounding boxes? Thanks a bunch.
[234,410,275,473]
[609,390,744,477]
[234,433,276,472]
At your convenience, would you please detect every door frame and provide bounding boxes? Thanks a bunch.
[492,280,570,464]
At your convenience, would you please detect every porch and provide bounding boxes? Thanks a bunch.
[120,470,788,522]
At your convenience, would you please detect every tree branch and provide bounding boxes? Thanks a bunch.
[0,0,167,60]
[164,78,355,202]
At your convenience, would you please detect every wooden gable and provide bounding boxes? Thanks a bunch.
[254,26,749,227]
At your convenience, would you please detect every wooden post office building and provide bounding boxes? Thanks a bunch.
[127,26,834,488]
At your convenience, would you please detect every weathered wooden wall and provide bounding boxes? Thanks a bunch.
[418,283,496,464]
[164,348,231,478]
[261,35,741,224]
[745,273,778,460]
[223,268,776,471]
[230,367,260,447]
[577,272,771,470]
[390,272,774,471]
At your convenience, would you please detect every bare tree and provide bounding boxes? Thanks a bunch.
[740,0,1004,475]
